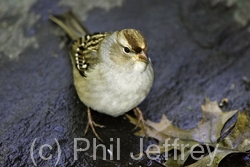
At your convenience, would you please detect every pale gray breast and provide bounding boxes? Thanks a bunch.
[90,61,154,116]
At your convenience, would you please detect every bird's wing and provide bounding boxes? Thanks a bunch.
[70,32,109,76]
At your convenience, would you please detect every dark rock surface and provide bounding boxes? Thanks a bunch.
[0,0,249,166]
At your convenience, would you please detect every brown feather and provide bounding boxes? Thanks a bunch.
[122,29,147,53]
[70,33,109,76]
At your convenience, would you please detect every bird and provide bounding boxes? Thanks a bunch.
[50,11,154,140]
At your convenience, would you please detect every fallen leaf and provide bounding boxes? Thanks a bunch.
[126,98,250,167]
[197,98,238,143]
[127,99,238,143]
[219,111,250,151]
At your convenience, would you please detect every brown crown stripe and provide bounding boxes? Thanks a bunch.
[122,30,146,53]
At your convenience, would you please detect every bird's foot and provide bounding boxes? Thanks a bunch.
[133,107,146,136]
[84,107,105,141]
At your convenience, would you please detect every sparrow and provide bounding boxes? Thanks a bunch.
[50,11,154,140]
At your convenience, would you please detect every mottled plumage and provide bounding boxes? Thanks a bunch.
[50,11,154,140]
[70,33,109,76]
[71,29,153,117]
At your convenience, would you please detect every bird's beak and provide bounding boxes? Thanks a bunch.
[135,51,148,63]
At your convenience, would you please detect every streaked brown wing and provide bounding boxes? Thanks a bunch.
[70,32,109,76]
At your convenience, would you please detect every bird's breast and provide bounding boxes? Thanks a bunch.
[74,63,154,117]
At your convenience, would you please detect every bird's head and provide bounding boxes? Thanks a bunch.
[108,29,149,72]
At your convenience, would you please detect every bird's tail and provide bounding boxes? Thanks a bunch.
[49,10,90,40]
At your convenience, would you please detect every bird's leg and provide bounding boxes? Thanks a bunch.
[84,107,105,141]
[133,107,146,135]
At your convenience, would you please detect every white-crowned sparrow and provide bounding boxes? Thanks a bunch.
[50,11,154,140]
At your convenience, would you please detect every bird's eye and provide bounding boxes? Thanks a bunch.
[123,47,130,53]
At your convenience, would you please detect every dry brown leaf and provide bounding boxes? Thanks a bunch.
[127,99,238,144]
[219,111,250,151]
[197,99,238,143]
[126,98,250,167]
